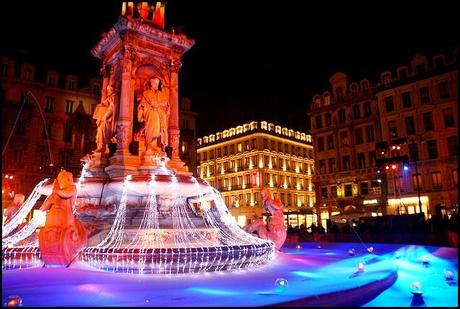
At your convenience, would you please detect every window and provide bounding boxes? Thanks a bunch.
[404,116,415,135]
[365,126,374,142]
[47,75,56,87]
[317,136,324,152]
[202,152,207,161]
[344,184,352,197]
[340,131,348,147]
[453,170,458,186]
[419,87,429,104]
[360,182,369,195]
[22,67,33,80]
[322,93,331,105]
[355,127,363,144]
[223,146,228,156]
[230,144,235,154]
[336,87,344,100]
[357,152,366,169]
[402,91,411,108]
[319,160,326,174]
[65,100,74,114]
[395,176,405,194]
[423,112,434,131]
[351,85,358,97]
[363,101,371,117]
[388,120,398,138]
[431,171,442,189]
[443,108,455,128]
[368,151,376,166]
[447,136,457,157]
[342,156,350,171]
[315,115,322,129]
[382,73,391,85]
[338,109,346,123]
[408,143,419,162]
[438,81,450,99]
[217,148,221,157]
[67,79,76,90]
[209,149,214,159]
[325,113,332,126]
[328,158,336,173]
[362,81,369,94]
[412,174,422,190]
[326,135,334,150]
[331,185,337,198]
[427,140,438,159]
[352,105,361,119]
[45,96,54,112]
[320,187,328,198]
[385,96,394,112]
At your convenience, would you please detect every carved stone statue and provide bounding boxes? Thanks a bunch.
[244,187,287,250]
[93,84,116,153]
[137,77,170,156]
[38,170,87,266]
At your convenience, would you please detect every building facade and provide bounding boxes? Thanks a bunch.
[375,51,458,217]
[197,121,316,228]
[309,50,458,220]
[1,56,101,198]
[309,73,383,224]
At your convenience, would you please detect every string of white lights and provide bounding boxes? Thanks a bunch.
[2,217,40,247]
[2,178,49,238]
[78,171,275,274]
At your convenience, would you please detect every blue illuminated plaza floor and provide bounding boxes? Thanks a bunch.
[2,242,458,307]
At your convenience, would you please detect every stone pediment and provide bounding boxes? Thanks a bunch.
[92,16,195,60]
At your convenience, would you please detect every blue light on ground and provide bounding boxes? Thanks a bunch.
[2,243,457,307]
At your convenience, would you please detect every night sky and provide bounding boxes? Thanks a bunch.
[1,1,458,136]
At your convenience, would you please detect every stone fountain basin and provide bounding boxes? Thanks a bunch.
[37,175,214,199]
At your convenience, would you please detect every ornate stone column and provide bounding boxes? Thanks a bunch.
[167,60,190,175]
[105,47,139,178]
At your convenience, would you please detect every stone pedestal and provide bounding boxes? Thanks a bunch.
[138,154,162,175]
[85,152,110,178]
[105,153,140,178]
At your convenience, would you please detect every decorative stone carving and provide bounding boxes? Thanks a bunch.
[137,77,170,156]
[38,170,87,266]
[244,187,287,249]
[93,84,116,153]
[116,120,132,153]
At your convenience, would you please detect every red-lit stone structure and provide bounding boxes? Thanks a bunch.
[38,170,87,266]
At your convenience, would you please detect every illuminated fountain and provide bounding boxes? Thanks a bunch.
[2,2,275,274]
